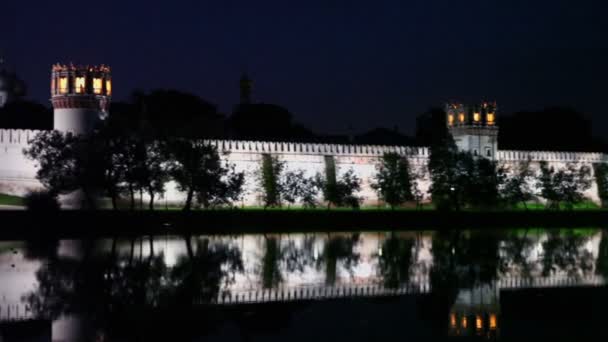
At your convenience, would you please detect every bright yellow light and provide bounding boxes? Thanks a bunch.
[75,77,86,94]
[473,112,480,122]
[58,77,68,94]
[489,314,497,330]
[448,114,454,125]
[475,316,482,330]
[106,79,112,96]
[461,317,468,329]
[458,113,465,123]
[450,313,457,328]
[93,78,103,94]
[487,113,495,125]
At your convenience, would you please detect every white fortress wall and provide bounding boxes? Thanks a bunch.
[0,130,606,206]
[497,150,605,204]
[0,129,42,196]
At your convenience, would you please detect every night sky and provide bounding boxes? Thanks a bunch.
[3,0,608,136]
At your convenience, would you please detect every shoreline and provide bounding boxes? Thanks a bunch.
[0,210,606,239]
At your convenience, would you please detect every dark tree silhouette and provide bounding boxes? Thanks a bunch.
[229,103,315,141]
[372,152,415,209]
[167,139,244,210]
[378,233,415,288]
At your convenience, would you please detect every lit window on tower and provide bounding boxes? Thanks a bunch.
[473,112,480,122]
[475,315,483,330]
[106,80,112,96]
[58,77,68,94]
[487,112,495,125]
[458,113,465,123]
[75,77,86,94]
[489,314,497,330]
[450,313,457,328]
[93,78,103,94]
[51,78,56,94]
[461,316,468,329]
[448,114,454,126]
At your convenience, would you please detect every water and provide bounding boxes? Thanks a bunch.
[0,228,607,340]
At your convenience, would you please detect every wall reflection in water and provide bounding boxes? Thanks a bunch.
[0,228,606,340]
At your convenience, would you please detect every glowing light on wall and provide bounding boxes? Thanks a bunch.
[93,78,103,94]
[58,77,68,94]
[448,114,454,125]
[106,80,112,96]
[475,315,482,330]
[450,313,457,328]
[473,112,480,122]
[75,77,86,94]
[461,316,468,329]
[51,78,56,94]
[458,113,465,123]
[489,314,497,330]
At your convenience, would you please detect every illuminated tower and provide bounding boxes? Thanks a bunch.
[446,101,498,159]
[51,63,111,134]
[239,73,252,105]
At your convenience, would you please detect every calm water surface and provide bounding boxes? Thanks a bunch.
[0,228,607,341]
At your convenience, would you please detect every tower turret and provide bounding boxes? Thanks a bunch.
[446,101,499,159]
[51,63,111,134]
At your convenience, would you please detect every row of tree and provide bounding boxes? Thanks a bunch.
[24,121,599,210]
[25,130,244,210]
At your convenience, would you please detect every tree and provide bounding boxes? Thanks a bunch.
[500,159,535,209]
[427,123,462,210]
[465,157,505,209]
[135,140,170,210]
[316,156,362,209]
[593,163,608,208]
[536,162,592,210]
[258,154,284,208]
[337,169,363,209]
[317,168,362,209]
[24,131,106,209]
[558,163,592,210]
[281,169,319,208]
[167,139,244,210]
[371,152,415,209]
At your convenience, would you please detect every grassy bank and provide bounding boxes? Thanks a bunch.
[0,193,24,206]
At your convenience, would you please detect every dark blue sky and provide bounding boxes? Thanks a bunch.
[3,0,608,136]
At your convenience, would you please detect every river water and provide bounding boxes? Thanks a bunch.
[0,228,606,341]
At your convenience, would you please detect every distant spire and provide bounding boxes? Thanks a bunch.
[240,73,252,105]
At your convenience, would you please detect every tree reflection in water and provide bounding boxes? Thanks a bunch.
[499,229,536,278]
[318,233,360,286]
[10,229,606,340]
[377,233,414,289]
[22,236,243,340]
[541,230,594,277]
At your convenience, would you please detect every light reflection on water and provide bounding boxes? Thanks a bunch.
[0,228,606,340]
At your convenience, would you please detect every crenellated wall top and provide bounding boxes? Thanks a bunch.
[497,149,606,163]
[2,130,607,164]
[204,139,430,158]
[0,129,42,145]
